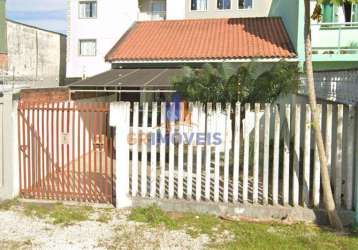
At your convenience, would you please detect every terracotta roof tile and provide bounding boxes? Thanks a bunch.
[106,17,296,62]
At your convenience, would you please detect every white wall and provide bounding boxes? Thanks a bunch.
[66,0,139,78]
[6,21,66,87]
[167,0,186,20]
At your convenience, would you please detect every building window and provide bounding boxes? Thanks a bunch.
[322,4,337,23]
[217,0,231,10]
[79,39,96,56]
[191,0,208,11]
[352,4,358,22]
[152,2,166,13]
[239,0,252,9]
[344,3,358,22]
[79,1,97,18]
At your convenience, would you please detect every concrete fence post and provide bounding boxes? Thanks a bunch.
[110,102,132,208]
[0,92,19,200]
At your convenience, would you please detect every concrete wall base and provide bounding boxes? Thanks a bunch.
[132,198,355,226]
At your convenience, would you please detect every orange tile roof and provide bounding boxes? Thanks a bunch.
[106,17,296,62]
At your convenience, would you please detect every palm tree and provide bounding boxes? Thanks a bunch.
[303,0,357,230]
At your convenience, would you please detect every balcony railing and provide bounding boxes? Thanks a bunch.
[311,22,358,55]
[138,11,166,21]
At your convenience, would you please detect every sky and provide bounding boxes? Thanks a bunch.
[6,0,67,34]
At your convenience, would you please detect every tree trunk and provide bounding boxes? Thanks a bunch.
[304,0,343,231]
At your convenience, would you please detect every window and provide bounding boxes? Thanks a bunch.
[322,3,358,23]
[79,39,96,56]
[239,0,252,9]
[152,2,166,12]
[79,1,97,18]
[217,0,231,10]
[322,4,337,23]
[352,4,358,22]
[191,0,208,11]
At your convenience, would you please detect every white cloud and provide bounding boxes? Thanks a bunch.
[7,0,65,12]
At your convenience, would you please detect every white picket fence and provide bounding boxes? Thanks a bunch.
[110,102,357,211]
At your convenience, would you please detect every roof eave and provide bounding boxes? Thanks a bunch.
[109,57,299,64]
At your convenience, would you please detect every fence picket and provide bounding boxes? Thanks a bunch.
[205,103,213,201]
[214,103,221,202]
[346,105,355,210]
[243,103,250,204]
[178,103,185,199]
[159,103,166,199]
[141,103,148,198]
[168,103,175,199]
[313,105,322,208]
[335,104,344,208]
[132,103,139,197]
[273,105,280,205]
[326,104,333,179]
[283,104,291,206]
[187,103,194,200]
[223,104,231,203]
[253,104,260,204]
[150,103,157,198]
[263,104,270,205]
[293,105,301,207]
[233,103,241,203]
[303,105,311,207]
[196,104,203,201]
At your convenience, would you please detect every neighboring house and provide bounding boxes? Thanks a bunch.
[69,17,296,102]
[307,0,358,71]
[66,0,285,79]
[0,0,67,90]
[5,20,67,88]
[305,0,358,103]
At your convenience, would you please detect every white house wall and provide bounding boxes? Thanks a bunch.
[66,0,139,78]
[167,0,186,20]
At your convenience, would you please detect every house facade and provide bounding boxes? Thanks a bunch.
[66,0,286,79]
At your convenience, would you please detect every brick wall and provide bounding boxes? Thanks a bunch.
[19,88,70,104]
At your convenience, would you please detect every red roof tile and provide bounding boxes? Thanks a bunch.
[106,17,296,62]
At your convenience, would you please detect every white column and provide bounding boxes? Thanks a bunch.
[110,102,132,208]
[0,93,19,200]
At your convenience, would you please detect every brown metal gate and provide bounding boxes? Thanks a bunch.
[18,101,115,203]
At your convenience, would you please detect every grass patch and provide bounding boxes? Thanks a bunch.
[0,199,19,210]
[0,240,32,250]
[129,206,358,249]
[97,213,112,224]
[129,205,177,229]
[24,203,93,225]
